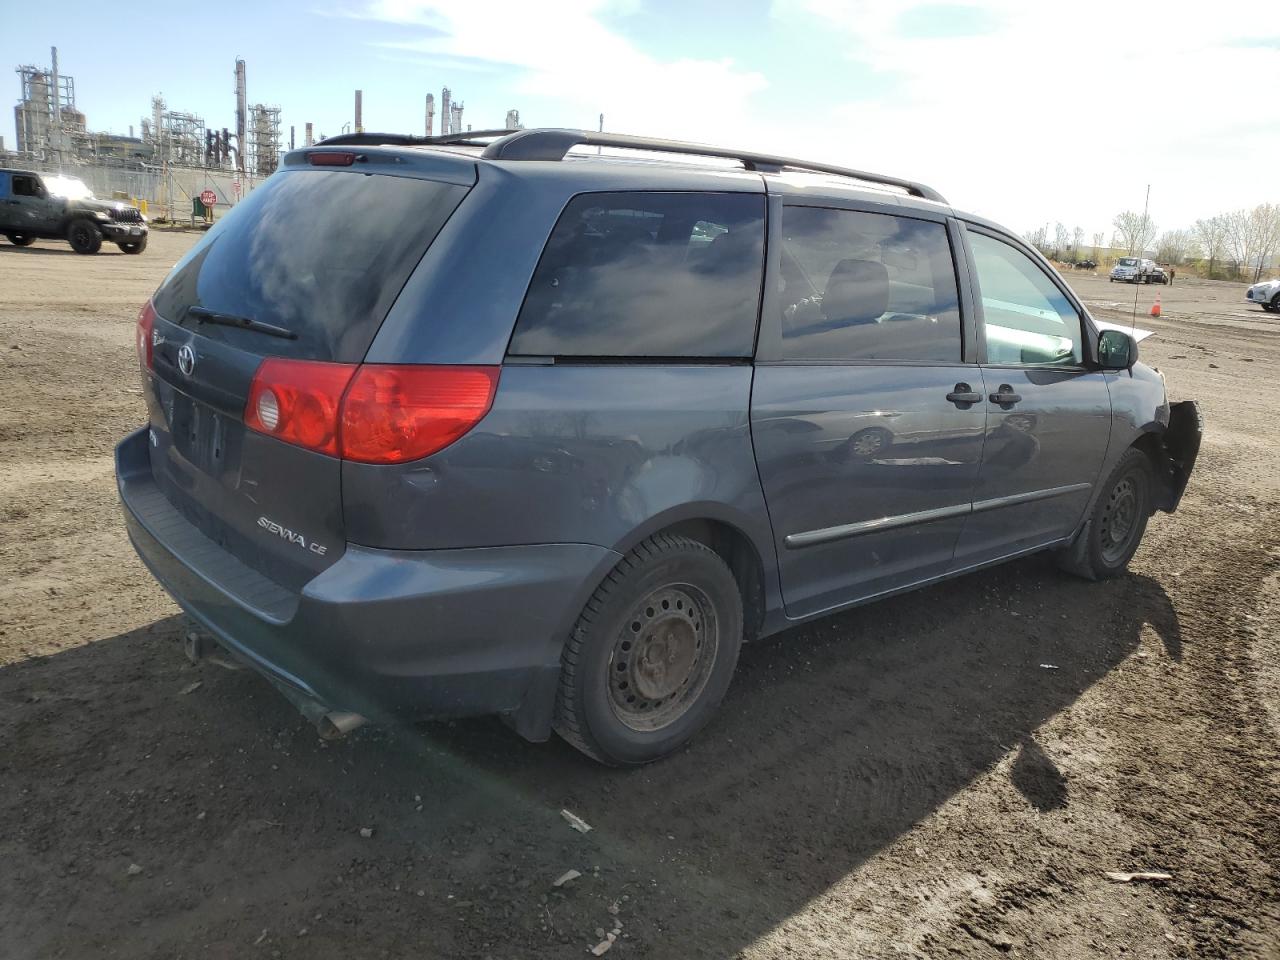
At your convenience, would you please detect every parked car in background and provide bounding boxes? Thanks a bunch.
[1247,277,1280,312]
[0,168,148,254]
[116,128,1202,765]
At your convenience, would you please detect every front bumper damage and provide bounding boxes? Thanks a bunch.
[1155,400,1202,512]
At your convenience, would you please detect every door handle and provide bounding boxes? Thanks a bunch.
[946,383,982,406]
[989,385,1022,405]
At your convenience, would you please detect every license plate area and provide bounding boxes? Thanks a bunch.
[171,393,230,476]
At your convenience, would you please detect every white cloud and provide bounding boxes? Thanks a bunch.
[782,0,1280,235]
[362,0,768,138]
[346,0,1275,236]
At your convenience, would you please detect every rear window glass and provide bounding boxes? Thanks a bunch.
[508,191,765,358]
[152,170,467,361]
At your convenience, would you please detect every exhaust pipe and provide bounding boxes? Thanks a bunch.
[187,635,367,740]
[317,711,368,740]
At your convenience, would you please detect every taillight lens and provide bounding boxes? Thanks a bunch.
[244,360,498,463]
[244,358,357,457]
[136,300,156,372]
[341,365,500,464]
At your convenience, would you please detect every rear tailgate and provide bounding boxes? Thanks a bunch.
[143,155,473,591]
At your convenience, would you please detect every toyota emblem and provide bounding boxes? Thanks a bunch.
[177,344,196,376]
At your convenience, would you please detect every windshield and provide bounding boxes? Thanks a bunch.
[41,175,94,200]
[1118,257,1138,267]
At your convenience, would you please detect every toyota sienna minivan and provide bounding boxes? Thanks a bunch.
[116,128,1201,764]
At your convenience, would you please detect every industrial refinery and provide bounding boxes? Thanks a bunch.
[4,46,522,213]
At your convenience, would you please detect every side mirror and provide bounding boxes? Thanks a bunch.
[1097,329,1137,370]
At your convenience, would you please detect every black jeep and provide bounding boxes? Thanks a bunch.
[0,168,148,254]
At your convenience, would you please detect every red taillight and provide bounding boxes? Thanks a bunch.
[244,358,357,457]
[136,300,156,372]
[340,365,500,464]
[308,151,356,166]
[243,360,498,463]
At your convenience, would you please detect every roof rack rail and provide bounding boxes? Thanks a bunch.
[479,128,947,204]
[315,129,520,148]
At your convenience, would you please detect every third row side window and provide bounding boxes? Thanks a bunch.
[509,191,766,358]
[778,207,963,362]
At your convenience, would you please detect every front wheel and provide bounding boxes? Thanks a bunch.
[1058,448,1153,581]
[554,534,743,765]
[1267,293,1280,313]
[66,219,102,254]
[117,238,147,254]
[5,233,36,247]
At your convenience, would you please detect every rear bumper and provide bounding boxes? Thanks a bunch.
[116,427,617,734]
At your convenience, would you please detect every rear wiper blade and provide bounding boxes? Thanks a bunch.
[185,306,298,341]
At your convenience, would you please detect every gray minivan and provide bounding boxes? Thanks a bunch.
[116,129,1201,765]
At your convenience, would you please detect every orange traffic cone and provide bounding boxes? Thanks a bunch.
[1150,295,1161,318]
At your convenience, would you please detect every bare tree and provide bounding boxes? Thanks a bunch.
[1113,210,1157,255]
[1025,225,1048,252]
[1192,215,1229,278]
[1224,208,1260,280]
[1072,226,1084,259]
[1249,203,1280,282]
[1156,229,1192,265]
[1091,231,1105,262]
[1053,223,1070,260]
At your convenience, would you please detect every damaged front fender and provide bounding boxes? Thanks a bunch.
[1154,400,1203,512]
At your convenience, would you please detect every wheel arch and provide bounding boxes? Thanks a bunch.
[609,504,778,647]
[503,506,780,745]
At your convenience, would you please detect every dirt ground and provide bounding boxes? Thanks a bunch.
[1,233,1277,960]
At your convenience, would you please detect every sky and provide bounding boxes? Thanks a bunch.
[3,0,1277,240]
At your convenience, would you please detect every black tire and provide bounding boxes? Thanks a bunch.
[6,232,37,247]
[66,219,102,254]
[117,238,147,254]
[1268,293,1280,313]
[554,534,743,765]
[1058,448,1153,581]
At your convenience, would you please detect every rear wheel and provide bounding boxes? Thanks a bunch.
[1058,447,1153,580]
[5,233,35,247]
[554,534,743,765]
[66,219,102,254]
[117,238,147,254]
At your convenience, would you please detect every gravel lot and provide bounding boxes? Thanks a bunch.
[1,232,1277,959]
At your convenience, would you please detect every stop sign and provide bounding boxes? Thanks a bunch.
[200,189,217,208]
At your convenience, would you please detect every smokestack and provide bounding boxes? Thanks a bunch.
[50,47,62,126]
[234,59,247,174]
[304,122,313,147]
[354,90,363,134]
[425,94,435,137]
[289,125,295,150]
[440,87,451,136]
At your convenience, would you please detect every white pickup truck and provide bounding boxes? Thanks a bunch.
[1110,256,1165,284]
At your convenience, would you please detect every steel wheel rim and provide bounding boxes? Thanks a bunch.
[71,225,91,246]
[607,583,718,732]
[1100,475,1139,563]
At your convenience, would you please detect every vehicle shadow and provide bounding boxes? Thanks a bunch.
[0,244,124,256]
[0,556,1179,959]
